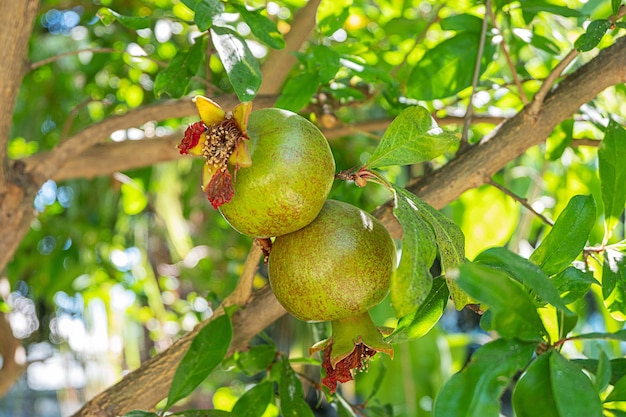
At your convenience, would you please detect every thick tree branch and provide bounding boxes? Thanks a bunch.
[257,0,321,95]
[0,311,25,398]
[0,0,39,192]
[38,114,506,182]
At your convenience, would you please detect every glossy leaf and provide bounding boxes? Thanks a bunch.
[439,14,483,32]
[513,352,560,417]
[595,348,611,394]
[407,33,495,100]
[606,374,626,402]
[164,314,233,411]
[391,186,437,317]
[194,0,224,31]
[475,247,572,314]
[514,350,602,417]
[575,20,612,52]
[387,277,449,343]
[568,329,626,342]
[603,249,626,320]
[549,351,603,416]
[552,266,599,304]
[529,195,596,276]
[575,358,626,386]
[312,45,342,84]
[455,263,546,341]
[278,356,314,417]
[394,187,466,309]
[334,394,357,417]
[210,25,262,102]
[365,106,458,169]
[598,120,626,237]
[232,4,285,50]
[234,344,277,376]
[433,338,534,417]
[154,41,204,98]
[275,72,319,111]
[231,381,274,417]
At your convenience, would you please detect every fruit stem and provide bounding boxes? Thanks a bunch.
[329,311,394,368]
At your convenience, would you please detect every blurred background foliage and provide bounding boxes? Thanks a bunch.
[1,0,625,416]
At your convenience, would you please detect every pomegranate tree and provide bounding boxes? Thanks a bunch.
[268,199,396,393]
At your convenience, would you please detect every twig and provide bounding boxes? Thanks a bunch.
[486,1,528,104]
[461,0,491,147]
[487,178,554,226]
[529,6,626,115]
[571,137,601,147]
[61,98,111,141]
[30,48,121,70]
[528,49,578,115]
[390,6,442,78]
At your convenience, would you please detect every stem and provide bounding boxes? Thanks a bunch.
[30,48,121,70]
[461,0,491,148]
[486,1,528,104]
[487,178,554,226]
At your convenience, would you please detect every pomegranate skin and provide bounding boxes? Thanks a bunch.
[268,199,397,322]
[218,108,335,238]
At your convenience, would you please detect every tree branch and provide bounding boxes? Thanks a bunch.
[257,0,321,95]
[0,311,26,398]
[0,0,39,191]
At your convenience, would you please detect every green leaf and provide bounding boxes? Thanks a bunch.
[234,344,276,376]
[614,0,623,16]
[552,266,599,304]
[121,412,159,417]
[455,263,546,341]
[575,20,612,52]
[164,314,233,411]
[514,350,602,417]
[278,356,314,417]
[194,0,224,31]
[407,33,495,100]
[365,106,458,169]
[210,25,262,102]
[387,277,449,343]
[275,72,320,112]
[475,247,573,314]
[98,8,150,30]
[120,180,148,215]
[595,348,611,394]
[312,45,342,84]
[570,329,626,342]
[598,120,626,237]
[549,351,603,416]
[513,351,560,417]
[390,186,437,317]
[606,374,626,402]
[171,411,233,417]
[603,249,626,320]
[231,381,274,417]
[520,1,584,24]
[394,187,466,309]
[529,195,596,276]
[154,40,204,98]
[317,0,352,35]
[575,358,626,386]
[439,14,484,33]
[232,4,285,49]
[433,338,534,417]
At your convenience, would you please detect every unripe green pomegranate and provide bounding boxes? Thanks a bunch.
[219,108,335,237]
[178,97,335,238]
[268,199,396,393]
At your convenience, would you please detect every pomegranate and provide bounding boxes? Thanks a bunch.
[178,96,336,238]
[268,199,396,392]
